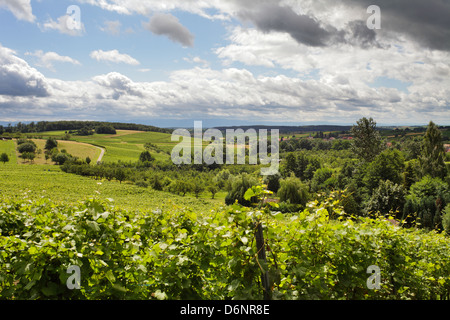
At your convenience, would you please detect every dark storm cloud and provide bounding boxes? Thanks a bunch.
[342,0,450,51]
[144,13,194,47]
[238,4,332,47]
[237,3,382,49]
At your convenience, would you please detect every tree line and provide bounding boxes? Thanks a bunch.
[0,121,172,135]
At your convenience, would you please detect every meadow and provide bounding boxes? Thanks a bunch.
[0,141,220,211]
[31,130,174,163]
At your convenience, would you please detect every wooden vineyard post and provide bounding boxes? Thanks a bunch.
[255,221,271,300]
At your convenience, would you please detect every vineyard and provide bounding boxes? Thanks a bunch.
[1,191,449,300]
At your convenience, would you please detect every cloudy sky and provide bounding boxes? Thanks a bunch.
[0,0,449,127]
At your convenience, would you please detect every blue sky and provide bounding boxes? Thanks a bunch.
[0,0,449,127]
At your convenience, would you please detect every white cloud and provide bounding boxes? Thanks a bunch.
[25,50,81,71]
[90,49,140,65]
[93,72,144,99]
[0,44,50,97]
[40,14,85,36]
[0,0,34,22]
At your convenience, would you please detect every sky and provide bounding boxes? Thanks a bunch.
[0,0,449,128]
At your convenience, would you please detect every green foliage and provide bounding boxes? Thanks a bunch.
[351,117,384,162]
[139,150,154,163]
[419,121,447,180]
[1,197,449,300]
[364,180,406,218]
[0,152,9,164]
[17,142,36,154]
[225,174,258,206]
[52,152,72,165]
[277,176,309,206]
[45,138,58,151]
[403,176,450,230]
[311,167,337,192]
[95,125,116,135]
[76,127,94,136]
[20,152,36,162]
[263,172,281,193]
[363,149,405,192]
[443,204,450,235]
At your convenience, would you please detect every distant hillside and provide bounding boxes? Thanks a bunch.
[212,125,354,134]
[0,121,172,135]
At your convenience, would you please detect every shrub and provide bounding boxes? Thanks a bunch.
[0,153,9,164]
[443,204,450,236]
[277,176,309,206]
[52,152,71,165]
[364,180,406,218]
[45,138,58,151]
[139,151,154,163]
[17,142,36,154]
[402,176,450,229]
[225,174,258,206]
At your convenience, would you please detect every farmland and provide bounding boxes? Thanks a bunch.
[0,150,221,213]
[30,130,175,163]
[1,120,450,301]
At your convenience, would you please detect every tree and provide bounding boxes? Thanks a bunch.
[278,175,309,206]
[351,117,384,162]
[77,127,94,136]
[86,156,91,165]
[52,152,71,165]
[364,180,406,218]
[443,204,450,236]
[214,169,232,190]
[21,152,35,163]
[139,150,154,163]
[363,149,405,192]
[45,138,58,151]
[207,183,219,199]
[17,142,36,154]
[311,167,336,192]
[283,152,298,177]
[403,159,419,190]
[191,178,205,199]
[402,176,450,230]
[115,168,126,184]
[264,172,281,193]
[225,174,258,206]
[419,121,446,179]
[95,125,116,134]
[0,153,9,164]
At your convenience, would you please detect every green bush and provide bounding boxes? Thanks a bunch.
[278,176,309,206]
[225,174,258,206]
[443,204,450,235]
[403,176,450,229]
[17,142,36,154]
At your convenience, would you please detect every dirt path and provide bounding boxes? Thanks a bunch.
[96,146,105,163]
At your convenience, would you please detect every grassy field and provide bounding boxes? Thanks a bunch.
[20,139,102,165]
[0,136,226,211]
[0,162,223,213]
[31,130,174,163]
